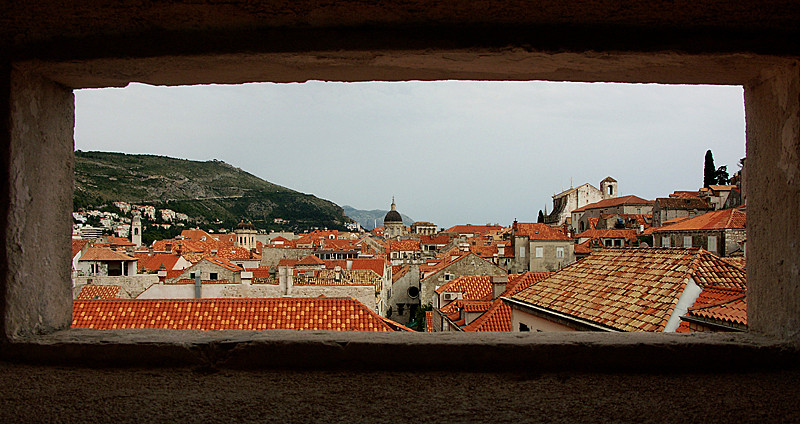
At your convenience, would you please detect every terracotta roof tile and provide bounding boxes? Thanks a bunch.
[136,253,183,272]
[572,195,653,213]
[510,248,746,332]
[444,225,504,235]
[655,197,712,209]
[72,297,394,331]
[79,247,137,262]
[72,239,89,258]
[388,240,421,252]
[204,256,243,272]
[513,222,572,240]
[297,255,325,266]
[77,285,121,300]
[653,209,745,232]
[463,300,511,332]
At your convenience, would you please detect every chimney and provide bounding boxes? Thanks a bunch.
[346,260,353,270]
[194,273,202,298]
[157,264,167,284]
[492,275,509,299]
[241,271,253,285]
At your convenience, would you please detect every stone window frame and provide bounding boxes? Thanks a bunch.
[2,49,798,371]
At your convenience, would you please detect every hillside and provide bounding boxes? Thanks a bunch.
[342,205,414,231]
[74,151,351,231]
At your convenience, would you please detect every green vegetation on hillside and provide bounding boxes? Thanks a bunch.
[74,151,350,231]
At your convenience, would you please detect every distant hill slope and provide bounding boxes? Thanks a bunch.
[74,151,350,230]
[343,205,414,231]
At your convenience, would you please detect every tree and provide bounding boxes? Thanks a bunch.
[704,150,716,188]
[715,166,729,185]
[537,210,545,223]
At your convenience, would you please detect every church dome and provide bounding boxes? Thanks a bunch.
[384,210,402,223]
[384,197,403,223]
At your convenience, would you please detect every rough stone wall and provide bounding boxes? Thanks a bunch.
[388,265,420,325]
[420,254,504,308]
[289,285,376,312]
[137,282,282,299]
[73,275,158,299]
[3,69,73,339]
[746,62,800,339]
[259,247,313,268]
[654,229,745,257]
[529,240,576,272]
[173,260,239,283]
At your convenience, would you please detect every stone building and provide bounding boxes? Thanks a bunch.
[387,264,421,325]
[419,251,505,308]
[234,220,257,251]
[653,209,746,257]
[410,221,437,235]
[652,197,713,227]
[571,195,653,233]
[130,212,142,247]
[545,177,617,226]
[509,222,575,273]
[505,248,746,332]
[383,198,406,239]
[76,247,139,277]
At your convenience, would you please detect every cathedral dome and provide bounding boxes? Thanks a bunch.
[384,197,403,224]
[384,210,402,223]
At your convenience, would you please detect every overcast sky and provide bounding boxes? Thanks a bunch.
[74,81,745,228]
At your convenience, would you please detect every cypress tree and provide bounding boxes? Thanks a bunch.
[537,210,545,223]
[703,150,716,188]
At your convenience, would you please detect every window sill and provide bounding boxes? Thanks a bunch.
[2,330,797,372]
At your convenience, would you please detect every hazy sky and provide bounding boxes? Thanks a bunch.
[74,81,745,228]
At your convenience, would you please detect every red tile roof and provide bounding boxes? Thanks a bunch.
[203,256,243,272]
[509,248,746,332]
[106,236,136,246]
[297,255,325,266]
[245,267,273,278]
[72,239,89,258]
[513,222,572,241]
[571,195,653,213]
[677,285,747,332]
[420,234,451,245]
[655,197,711,210]
[653,209,745,232]
[463,300,511,332]
[72,297,395,331]
[349,258,388,277]
[444,225,504,235]
[77,285,121,300]
[136,253,184,272]
[575,228,637,241]
[79,247,137,262]
[388,240,421,252]
[669,191,701,199]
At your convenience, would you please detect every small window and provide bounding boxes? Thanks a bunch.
[407,286,419,298]
[556,247,564,258]
[614,239,622,247]
[708,236,718,252]
[683,236,692,248]
[604,239,612,247]
[190,272,196,280]
[519,323,530,332]
[520,246,526,258]
[535,247,543,258]
[662,237,671,247]
[210,272,218,280]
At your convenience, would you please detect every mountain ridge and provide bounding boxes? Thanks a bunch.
[73,151,351,231]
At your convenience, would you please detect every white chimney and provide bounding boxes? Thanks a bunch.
[241,271,253,285]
